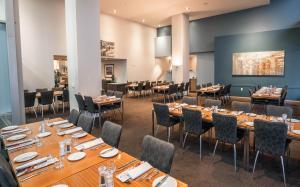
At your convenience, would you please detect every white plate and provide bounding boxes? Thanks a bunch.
[13,152,38,163]
[67,152,86,161]
[245,122,254,127]
[71,132,88,139]
[290,119,300,123]
[52,184,68,187]
[37,131,52,138]
[247,113,257,117]
[59,123,73,129]
[7,134,27,141]
[99,148,119,158]
[292,130,300,135]
[2,125,19,131]
[189,105,198,108]
[152,175,177,187]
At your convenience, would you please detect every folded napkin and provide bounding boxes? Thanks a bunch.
[75,138,104,151]
[180,103,188,107]
[245,122,254,127]
[16,156,49,172]
[6,140,36,151]
[1,128,29,136]
[116,162,152,182]
[48,120,68,127]
[292,130,300,135]
[5,139,33,147]
[57,127,82,136]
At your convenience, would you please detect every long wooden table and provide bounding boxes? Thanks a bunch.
[152,103,300,169]
[252,86,282,100]
[4,118,187,187]
[152,85,169,103]
[196,85,222,99]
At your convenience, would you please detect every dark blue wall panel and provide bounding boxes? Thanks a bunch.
[215,28,300,100]
[157,26,172,37]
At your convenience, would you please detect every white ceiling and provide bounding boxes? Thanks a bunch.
[100,0,270,28]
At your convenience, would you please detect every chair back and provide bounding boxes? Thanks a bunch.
[62,89,69,102]
[182,108,203,134]
[106,90,114,96]
[254,119,287,156]
[207,82,213,87]
[184,82,189,91]
[114,91,123,99]
[24,92,36,107]
[248,89,254,96]
[84,96,98,113]
[40,91,54,105]
[280,89,287,106]
[137,82,143,91]
[36,88,48,92]
[141,135,175,174]
[144,81,151,90]
[231,101,251,113]
[224,84,231,95]
[75,94,86,111]
[101,121,122,148]
[153,103,170,127]
[204,99,221,108]
[182,96,197,105]
[68,109,80,125]
[212,113,238,144]
[266,105,293,118]
[0,155,18,187]
[202,83,207,88]
[178,83,184,92]
[77,114,94,133]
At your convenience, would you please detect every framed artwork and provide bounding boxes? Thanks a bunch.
[101,40,115,57]
[232,50,285,76]
[104,64,114,78]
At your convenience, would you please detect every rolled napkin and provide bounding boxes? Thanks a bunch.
[48,120,68,127]
[75,138,104,151]
[5,139,33,147]
[1,128,29,136]
[57,127,83,136]
[116,162,152,182]
[16,156,49,172]
[6,140,36,151]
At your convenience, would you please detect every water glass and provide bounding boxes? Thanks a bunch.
[44,118,50,126]
[72,136,79,146]
[98,166,107,187]
[55,156,64,169]
[35,137,42,147]
[65,138,72,154]
[282,113,288,123]
[59,141,65,157]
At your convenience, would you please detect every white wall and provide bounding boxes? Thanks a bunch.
[196,53,215,85]
[19,0,66,91]
[0,0,5,21]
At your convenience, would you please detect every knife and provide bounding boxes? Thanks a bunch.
[116,159,137,172]
[101,147,115,155]
[155,175,169,187]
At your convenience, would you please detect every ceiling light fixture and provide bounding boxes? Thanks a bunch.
[158,24,161,27]
[113,9,117,14]
[185,7,190,11]
[142,19,145,23]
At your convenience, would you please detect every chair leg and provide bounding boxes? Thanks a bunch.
[51,104,56,114]
[182,132,188,147]
[41,105,44,118]
[234,143,237,172]
[155,125,160,137]
[63,102,65,113]
[213,140,219,157]
[252,150,260,176]
[167,127,171,142]
[32,107,37,118]
[200,135,202,160]
[280,156,287,187]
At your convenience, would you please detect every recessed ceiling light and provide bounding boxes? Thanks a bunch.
[142,19,145,23]
[185,7,190,11]
[113,9,117,14]
[158,24,161,27]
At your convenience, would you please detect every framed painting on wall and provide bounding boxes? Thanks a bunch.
[104,64,114,78]
[232,50,285,76]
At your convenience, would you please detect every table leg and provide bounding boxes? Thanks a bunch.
[243,129,250,170]
[152,110,155,136]
[179,120,183,144]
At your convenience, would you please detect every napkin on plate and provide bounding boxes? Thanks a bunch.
[48,120,68,127]
[16,156,49,172]
[75,138,104,151]
[57,127,83,136]
[116,162,152,182]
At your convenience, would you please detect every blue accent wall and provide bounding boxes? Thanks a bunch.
[215,28,300,100]
[157,26,172,37]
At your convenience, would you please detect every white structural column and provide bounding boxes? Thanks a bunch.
[171,14,189,83]
[65,0,101,110]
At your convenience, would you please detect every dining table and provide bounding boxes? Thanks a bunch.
[152,102,300,170]
[252,86,282,100]
[152,85,170,103]
[196,85,222,99]
[2,118,188,187]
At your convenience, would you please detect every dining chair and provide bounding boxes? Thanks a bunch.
[144,81,152,96]
[207,82,213,87]
[106,90,115,96]
[141,135,175,174]
[183,82,189,96]
[38,91,55,117]
[153,103,180,142]
[77,114,94,134]
[84,96,100,130]
[266,105,293,118]
[182,96,197,105]
[24,92,37,118]
[101,121,122,148]
[75,94,86,113]
[212,113,244,172]
[136,82,144,98]
[111,91,123,119]
[204,99,222,108]
[57,89,69,113]
[182,108,213,159]
[68,109,80,125]
[0,154,18,187]
[178,83,185,98]
[202,83,207,88]
[167,84,178,102]
[252,119,289,186]
[231,101,251,113]
[36,88,48,92]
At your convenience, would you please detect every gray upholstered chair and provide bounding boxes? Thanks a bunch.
[153,103,180,142]
[141,135,175,174]
[68,109,80,125]
[77,114,94,133]
[204,99,222,108]
[231,101,251,113]
[24,92,37,118]
[38,90,55,117]
[182,96,197,105]
[101,121,122,148]
[212,113,244,172]
[266,105,293,118]
[0,155,18,187]
[252,119,289,186]
[75,94,86,112]
[106,90,115,96]
[182,108,213,159]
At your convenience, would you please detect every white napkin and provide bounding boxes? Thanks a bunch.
[292,130,300,135]
[245,122,254,126]
[1,128,29,136]
[116,162,152,182]
[6,140,36,151]
[290,119,300,123]
[75,138,104,151]
[16,156,49,172]
[180,103,188,107]
[48,120,68,127]
[5,139,33,147]
[57,127,82,136]
[108,96,116,99]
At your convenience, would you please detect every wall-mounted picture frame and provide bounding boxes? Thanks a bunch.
[104,64,114,78]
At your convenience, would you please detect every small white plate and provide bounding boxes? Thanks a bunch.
[13,152,38,163]
[290,119,300,123]
[247,113,257,117]
[59,123,73,129]
[67,152,86,161]
[2,125,19,131]
[152,175,177,187]
[245,122,254,127]
[99,148,119,158]
[292,130,300,135]
[71,132,88,139]
[7,134,27,141]
[189,105,197,108]
[52,184,68,187]
[37,131,52,138]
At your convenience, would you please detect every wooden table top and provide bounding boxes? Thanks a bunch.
[197,85,221,93]
[252,87,282,100]
[152,85,169,91]
[167,103,300,140]
[93,96,122,105]
[4,118,187,187]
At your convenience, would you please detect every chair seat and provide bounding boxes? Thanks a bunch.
[237,128,245,141]
[169,116,180,126]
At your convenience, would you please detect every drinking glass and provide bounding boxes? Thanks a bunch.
[35,136,42,147]
[282,113,288,123]
[65,138,72,154]
[98,166,107,187]
[44,118,50,126]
